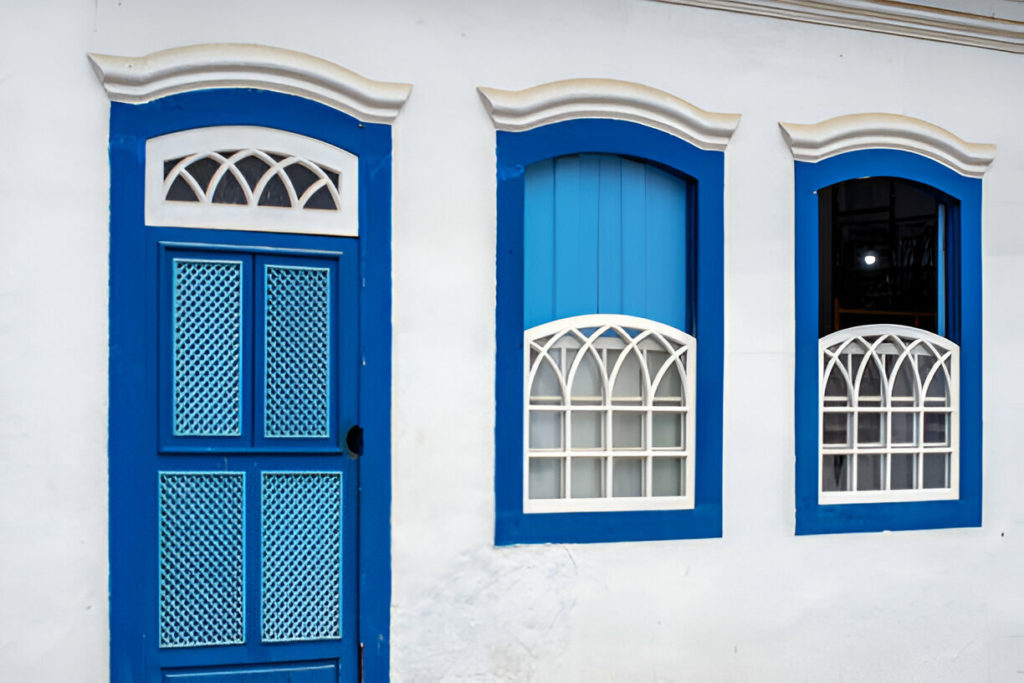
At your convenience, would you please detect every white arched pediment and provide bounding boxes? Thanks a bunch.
[88,43,412,123]
[780,113,996,178]
[477,79,740,151]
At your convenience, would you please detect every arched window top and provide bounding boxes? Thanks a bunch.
[780,113,996,178]
[146,126,359,236]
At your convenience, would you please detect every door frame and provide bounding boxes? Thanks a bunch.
[104,85,396,681]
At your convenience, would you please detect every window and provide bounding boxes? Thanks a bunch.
[482,79,738,544]
[784,113,995,534]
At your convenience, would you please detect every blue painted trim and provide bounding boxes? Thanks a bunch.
[794,149,982,535]
[495,119,724,545]
[108,89,392,681]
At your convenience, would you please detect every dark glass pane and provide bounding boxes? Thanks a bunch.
[164,156,185,179]
[235,155,270,191]
[284,163,318,197]
[166,176,199,202]
[258,174,291,207]
[819,178,945,336]
[822,454,851,491]
[324,168,340,188]
[212,172,248,205]
[186,157,220,193]
[304,186,337,210]
[268,152,287,162]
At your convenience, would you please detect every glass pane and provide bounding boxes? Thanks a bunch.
[570,351,603,404]
[924,413,949,445]
[571,411,603,449]
[612,349,643,403]
[824,368,850,404]
[650,352,683,400]
[652,457,683,496]
[652,413,682,448]
[857,453,885,491]
[891,357,915,399]
[857,412,883,445]
[530,359,562,402]
[822,413,849,446]
[858,359,883,402]
[528,458,563,499]
[612,412,643,449]
[891,412,916,445]
[922,452,950,488]
[891,453,916,489]
[925,365,949,400]
[529,412,562,450]
[822,454,851,491]
[612,458,643,497]
[571,457,604,498]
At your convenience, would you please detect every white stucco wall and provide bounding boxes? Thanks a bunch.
[1,0,1023,680]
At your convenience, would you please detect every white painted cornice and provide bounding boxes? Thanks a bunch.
[780,113,996,177]
[477,79,741,151]
[651,0,1024,53]
[88,44,412,123]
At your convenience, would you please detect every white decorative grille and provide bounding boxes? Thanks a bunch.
[819,324,959,503]
[145,126,359,236]
[524,314,696,513]
[163,149,342,211]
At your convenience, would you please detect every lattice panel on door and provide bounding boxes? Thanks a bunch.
[173,259,243,436]
[261,472,342,642]
[264,265,331,438]
[158,472,245,648]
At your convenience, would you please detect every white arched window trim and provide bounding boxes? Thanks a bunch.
[523,314,697,513]
[145,126,360,236]
[819,324,959,504]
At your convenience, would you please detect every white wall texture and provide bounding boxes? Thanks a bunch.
[1,0,1023,680]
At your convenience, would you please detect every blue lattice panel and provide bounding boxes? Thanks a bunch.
[261,472,342,642]
[264,265,330,438]
[173,259,243,436]
[159,473,245,648]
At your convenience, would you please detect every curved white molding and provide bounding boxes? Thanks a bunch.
[780,113,996,177]
[477,79,740,151]
[88,44,412,123]
[651,0,1024,54]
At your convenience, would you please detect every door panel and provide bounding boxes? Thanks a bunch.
[115,232,361,681]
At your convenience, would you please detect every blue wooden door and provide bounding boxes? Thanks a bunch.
[111,227,360,682]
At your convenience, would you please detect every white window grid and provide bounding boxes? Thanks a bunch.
[523,314,696,513]
[145,126,359,237]
[819,324,959,504]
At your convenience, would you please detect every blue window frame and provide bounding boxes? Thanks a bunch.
[795,149,982,534]
[495,119,725,544]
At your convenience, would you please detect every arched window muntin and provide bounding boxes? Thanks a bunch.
[524,314,696,513]
[794,147,983,534]
[818,324,959,504]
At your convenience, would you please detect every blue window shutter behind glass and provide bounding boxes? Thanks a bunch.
[523,154,688,330]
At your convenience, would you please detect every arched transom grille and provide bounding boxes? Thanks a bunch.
[163,149,342,211]
[145,126,359,236]
[820,324,958,500]
[524,314,696,512]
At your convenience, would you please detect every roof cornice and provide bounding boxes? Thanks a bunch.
[650,0,1024,53]
[88,43,412,123]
